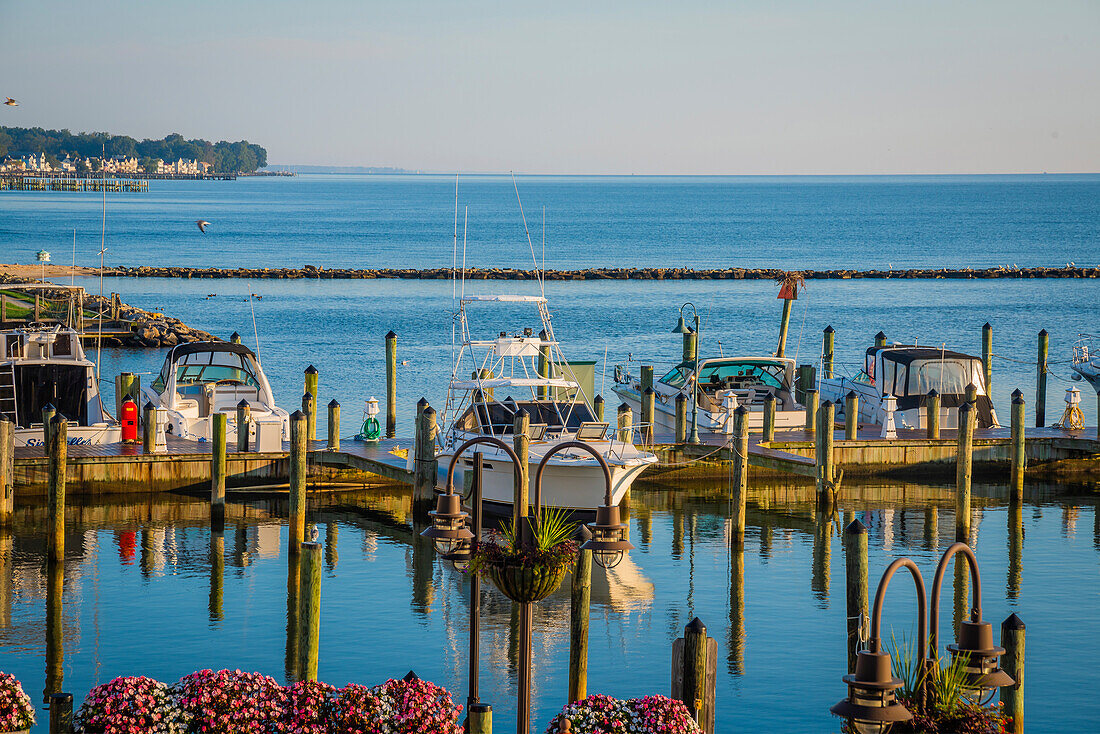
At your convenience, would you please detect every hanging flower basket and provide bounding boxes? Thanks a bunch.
[487,560,569,603]
[469,511,578,604]
[0,672,35,734]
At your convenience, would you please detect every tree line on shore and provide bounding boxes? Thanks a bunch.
[0,126,267,173]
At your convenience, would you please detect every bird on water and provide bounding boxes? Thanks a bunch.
[195,220,210,233]
[3,98,18,106]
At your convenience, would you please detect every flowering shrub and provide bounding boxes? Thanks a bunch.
[330,678,463,734]
[281,680,335,734]
[547,694,700,734]
[0,672,35,732]
[172,669,287,734]
[75,676,186,734]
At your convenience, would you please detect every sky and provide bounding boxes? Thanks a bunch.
[1,0,1098,174]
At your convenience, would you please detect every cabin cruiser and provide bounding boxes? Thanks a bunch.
[1071,336,1100,394]
[140,342,289,443]
[0,325,121,446]
[819,343,998,430]
[614,356,805,434]
[433,295,657,514]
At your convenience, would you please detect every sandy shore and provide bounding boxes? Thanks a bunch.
[0,263,101,279]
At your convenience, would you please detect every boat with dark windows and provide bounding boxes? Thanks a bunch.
[139,341,289,442]
[819,343,998,430]
[0,325,121,446]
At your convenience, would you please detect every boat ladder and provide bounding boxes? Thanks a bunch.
[0,363,16,423]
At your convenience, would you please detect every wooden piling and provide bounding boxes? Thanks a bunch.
[762,392,776,442]
[538,329,551,400]
[1001,614,1025,734]
[298,540,322,681]
[42,403,56,449]
[211,412,227,524]
[116,372,136,417]
[874,331,887,348]
[304,366,318,441]
[568,541,592,703]
[816,400,835,513]
[731,406,748,549]
[327,400,340,451]
[641,387,655,445]
[0,420,12,525]
[926,390,941,439]
[385,331,398,438]
[844,391,859,440]
[512,409,531,526]
[236,400,250,452]
[230,331,242,344]
[804,389,818,437]
[1036,329,1047,427]
[469,704,492,734]
[617,403,633,444]
[49,692,73,734]
[675,393,687,443]
[413,400,438,514]
[594,394,604,422]
[1010,389,1026,500]
[143,402,155,453]
[965,382,978,406]
[982,323,993,395]
[822,326,835,379]
[48,414,67,563]
[301,392,315,447]
[956,401,974,542]
[776,300,793,358]
[289,411,307,550]
[34,293,40,321]
[640,365,654,393]
[843,519,869,674]
[682,618,712,732]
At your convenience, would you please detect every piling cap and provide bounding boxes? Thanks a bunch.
[643,386,655,396]
[983,322,992,329]
[328,398,340,408]
[875,331,887,339]
[302,392,314,402]
[1011,389,1025,402]
[845,518,867,535]
[386,330,397,339]
[1002,613,1026,631]
[230,331,241,341]
[305,365,318,375]
[927,388,939,398]
[470,703,492,714]
[514,407,529,419]
[959,401,972,414]
[50,412,67,424]
[734,405,748,415]
[1039,328,1048,337]
[539,328,548,338]
[764,391,776,402]
[402,671,420,683]
[237,399,249,408]
[822,399,833,408]
[417,397,429,408]
[43,402,56,412]
[685,617,707,635]
[123,394,136,404]
[594,394,604,404]
[290,409,306,420]
[424,406,436,419]
[846,390,858,399]
[675,392,687,404]
[824,325,835,333]
[144,400,156,411]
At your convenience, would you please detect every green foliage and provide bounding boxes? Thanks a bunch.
[888,633,927,701]
[0,126,267,173]
[532,505,576,552]
[927,655,969,717]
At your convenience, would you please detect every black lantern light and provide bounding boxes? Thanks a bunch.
[420,492,473,557]
[947,619,1014,705]
[831,647,912,734]
[581,504,633,569]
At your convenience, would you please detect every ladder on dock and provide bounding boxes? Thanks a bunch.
[0,363,16,423]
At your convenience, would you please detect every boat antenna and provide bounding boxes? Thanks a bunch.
[250,292,261,365]
[510,172,544,298]
[96,143,106,381]
[541,206,546,282]
[452,174,459,367]
[461,206,468,302]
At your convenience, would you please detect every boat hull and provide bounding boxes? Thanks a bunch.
[15,424,122,447]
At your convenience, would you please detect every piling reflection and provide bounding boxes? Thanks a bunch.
[326,522,339,570]
[728,548,745,675]
[286,549,301,681]
[638,507,652,549]
[410,521,435,615]
[923,507,939,550]
[1008,500,1023,600]
[811,513,831,606]
[44,559,63,703]
[209,528,224,623]
[0,528,11,629]
[952,554,968,639]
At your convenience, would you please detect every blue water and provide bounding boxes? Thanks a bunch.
[2,173,1099,270]
[2,174,1100,732]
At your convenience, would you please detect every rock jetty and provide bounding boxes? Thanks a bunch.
[106,264,1100,281]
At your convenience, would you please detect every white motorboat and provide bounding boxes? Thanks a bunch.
[0,325,121,446]
[1071,335,1100,393]
[140,341,289,443]
[819,343,999,430]
[614,356,806,434]
[435,295,658,514]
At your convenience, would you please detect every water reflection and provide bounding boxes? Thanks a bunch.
[1007,500,1023,601]
[209,528,224,623]
[811,513,831,606]
[44,560,63,703]
[727,548,744,676]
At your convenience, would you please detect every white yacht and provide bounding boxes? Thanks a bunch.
[819,343,998,430]
[434,295,658,514]
[0,325,121,446]
[140,341,289,443]
[614,356,805,434]
[1071,336,1100,393]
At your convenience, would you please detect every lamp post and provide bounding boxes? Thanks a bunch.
[673,303,701,444]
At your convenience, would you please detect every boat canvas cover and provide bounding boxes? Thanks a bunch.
[869,347,994,426]
[14,363,88,427]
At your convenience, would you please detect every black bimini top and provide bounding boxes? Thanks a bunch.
[867,346,979,365]
[169,342,256,359]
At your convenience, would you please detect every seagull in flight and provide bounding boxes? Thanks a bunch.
[4,98,18,107]
[195,220,210,233]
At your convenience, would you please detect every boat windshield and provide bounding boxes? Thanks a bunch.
[906,359,982,396]
[455,400,596,436]
[698,361,784,391]
[659,365,692,389]
[153,351,261,392]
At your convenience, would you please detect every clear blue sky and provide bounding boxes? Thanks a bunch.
[1,0,1097,174]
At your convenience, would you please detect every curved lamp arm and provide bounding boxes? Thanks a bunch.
[869,557,928,662]
[444,435,523,497]
[928,542,983,657]
[533,440,614,520]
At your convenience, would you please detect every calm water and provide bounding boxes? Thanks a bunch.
[1,480,1098,733]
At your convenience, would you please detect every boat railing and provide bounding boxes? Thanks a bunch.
[1072,334,1099,366]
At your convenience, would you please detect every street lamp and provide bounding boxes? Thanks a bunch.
[672,303,701,444]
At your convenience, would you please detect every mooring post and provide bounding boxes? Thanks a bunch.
[1011,389,1026,500]
[301,392,316,449]
[956,401,974,542]
[874,331,887,348]
[512,409,531,527]
[926,389,941,439]
[298,540,322,681]
[236,400,250,452]
[844,390,859,440]
[822,326,835,379]
[675,393,687,443]
[469,703,493,734]
[816,400,835,513]
[537,329,551,400]
[982,322,993,396]
[0,420,13,525]
[42,403,56,450]
[327,400,340,451]
[843,519,870,674]
[731,406,748,549]
[385,331,398,438]
[117,372,136,418]
[568,530,592,703]
[762,392,776,442]
[48,414,67,563]
[211,412,227,524]
[1036,329,1048,428]
[617,403,633,444]
[804,388,818,438]
[49,692,73,734]
[1001,614,1025,734]
[230,331,242,344]
[413,400,437,515]
[289,411,307,550]
[641,387,655,445]
[965,382,978,406]
[593,394,604,422]
[304,365,318,441]
[776,299,793,358]
[681,618,714,732]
